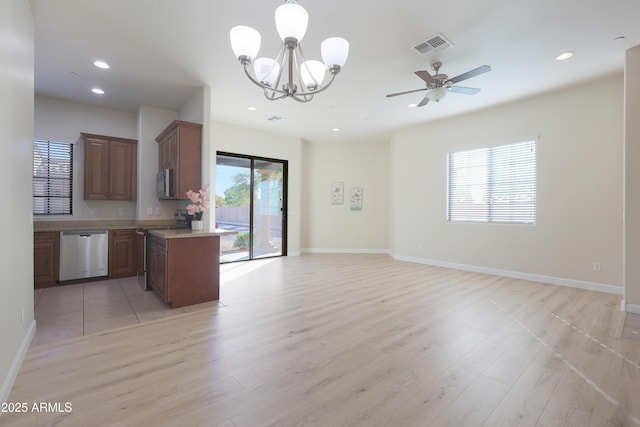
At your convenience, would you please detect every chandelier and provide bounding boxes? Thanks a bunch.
[229,0,349,103]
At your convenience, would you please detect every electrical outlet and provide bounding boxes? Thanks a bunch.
[593,262,602,272]
[21,307,24,325]
[155,207,161,215]
[118,207,124,215]
[418,243,422,251]
[90,208,96,215]
[147,207,153,215]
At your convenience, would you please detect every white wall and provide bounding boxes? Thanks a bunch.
[34,96,138,220]
[624,45,640,312]
[136,105,180,221]
[210,121,302,255]
[301,138,390,252]
[0,0,35,404]
[137,88,209,222]
[391,75,624,291]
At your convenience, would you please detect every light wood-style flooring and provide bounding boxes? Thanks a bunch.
[4,254,640,426]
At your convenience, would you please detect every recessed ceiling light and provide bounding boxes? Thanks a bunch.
[408,103,418,108]
[94,60,110,69]
[555,51,574,61]
[248,106,256,111]
[332,128,340,132]
[91,88,105,95]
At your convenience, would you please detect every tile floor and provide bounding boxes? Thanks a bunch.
[32,276,222,347]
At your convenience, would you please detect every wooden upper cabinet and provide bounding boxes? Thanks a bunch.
[156,120,201,200]
[82,133,137,200]
[84,137,110,200]
[109,140,137,200]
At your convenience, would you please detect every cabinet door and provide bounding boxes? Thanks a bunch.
[175,124,201,198]
[147,236,167,301]
[109,229,137,278]
[84,138,110,200]
[109,141,137,200]
[34,232,59,288]
[158,131,175,171]
[165,129,178,197]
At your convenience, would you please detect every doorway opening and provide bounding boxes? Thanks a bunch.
[215,152,287,263]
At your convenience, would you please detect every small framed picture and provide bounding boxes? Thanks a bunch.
[331,181,344,205]
[350,187,363,210]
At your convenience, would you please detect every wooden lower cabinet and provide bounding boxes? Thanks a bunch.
[34,231,59,288]
[146,234,219,308]
[108,229,137,278]
[147,235,167,300]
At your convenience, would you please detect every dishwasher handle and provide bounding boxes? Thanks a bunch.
[61,230,108,237]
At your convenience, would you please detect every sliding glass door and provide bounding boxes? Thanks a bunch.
[216,153,287,263]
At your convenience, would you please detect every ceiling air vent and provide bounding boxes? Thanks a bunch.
[414,33,454,55]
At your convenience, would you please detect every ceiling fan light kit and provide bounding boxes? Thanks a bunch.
[229,0,349,103]
[387,61,491,107]
[426,86,448,103]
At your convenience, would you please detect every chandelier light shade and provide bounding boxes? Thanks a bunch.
[321,37,349,68]
[229,26,261,60]
[274,3,308,42]
[300,60,327,89]
[254,57,281,86]
[229,0,349,102]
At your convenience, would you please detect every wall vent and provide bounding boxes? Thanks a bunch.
[414,33,454,55]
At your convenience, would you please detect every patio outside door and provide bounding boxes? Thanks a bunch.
[216,153,287,263]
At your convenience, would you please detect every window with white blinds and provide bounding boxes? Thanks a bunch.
[33,140,73,215]
[447,139,536,224]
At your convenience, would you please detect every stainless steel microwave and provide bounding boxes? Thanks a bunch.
[157,168,172,199]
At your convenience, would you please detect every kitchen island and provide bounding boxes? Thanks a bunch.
[146,229,234,308]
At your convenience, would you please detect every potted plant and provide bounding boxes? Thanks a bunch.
[186,184,210,231]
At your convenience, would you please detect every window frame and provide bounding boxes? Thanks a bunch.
[446,139,537,225]
[33,139,74,216]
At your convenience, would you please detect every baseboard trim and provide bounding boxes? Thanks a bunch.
[301,248,391,255]
[393,254,624,296]
[625,303,640,314]
[0,320,36,406]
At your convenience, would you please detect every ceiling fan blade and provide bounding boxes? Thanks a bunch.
[448,86,481,95]
[386,88,427,98]
[417,96,430,107]
[448,65,491,84]
[415,70,436,84]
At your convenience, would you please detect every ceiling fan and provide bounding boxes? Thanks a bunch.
[386,61,491,107]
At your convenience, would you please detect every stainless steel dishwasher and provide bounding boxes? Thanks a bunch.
[59,230,109,281]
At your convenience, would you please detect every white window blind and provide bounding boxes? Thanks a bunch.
[447,140,536,224]
[33,140,73,215]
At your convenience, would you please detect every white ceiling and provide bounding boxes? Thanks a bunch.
[30,0,640,142]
